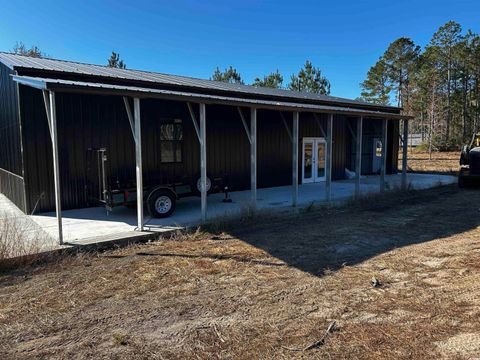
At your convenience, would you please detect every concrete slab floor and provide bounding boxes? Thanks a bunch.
[28,173,457,245]
[0,194,58,255]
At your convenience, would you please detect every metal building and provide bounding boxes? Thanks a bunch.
[0,52,410,244]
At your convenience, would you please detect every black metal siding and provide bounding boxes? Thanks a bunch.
[343,117,398,175]
[20,89,398,213]
[0,62,26,211]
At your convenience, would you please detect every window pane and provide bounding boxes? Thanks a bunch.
[160,119,183,163]
[161,141,175,163]
[375,140,382,157]
[304,143,312,178]
[160,124,174,140]
[317,142,325,178]
[175,144,182,162]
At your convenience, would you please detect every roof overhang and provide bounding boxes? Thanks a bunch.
[12,75,412,120]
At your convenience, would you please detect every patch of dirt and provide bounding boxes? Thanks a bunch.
[2,185,480,359]
[436,332,480,356]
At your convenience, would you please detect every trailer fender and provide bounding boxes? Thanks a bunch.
[146,186,177,201]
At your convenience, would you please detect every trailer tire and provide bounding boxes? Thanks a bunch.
[192,174,213,196]
[147,189,176,218]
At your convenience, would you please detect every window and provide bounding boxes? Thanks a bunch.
[160,118,183,163]
[375,140,383,157]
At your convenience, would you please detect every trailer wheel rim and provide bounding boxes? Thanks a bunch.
[155,196,172,214]
[197,177,211,192]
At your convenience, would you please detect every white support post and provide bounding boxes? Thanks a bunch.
[380,119,388,192]
[401,119,409,191]
[250,108,257,208]
[292,112,299,206]
[200,103,207,223]
[134,98,143,231]
[46,91,63,245]
[326,114,333,202]
[355,116,363,198]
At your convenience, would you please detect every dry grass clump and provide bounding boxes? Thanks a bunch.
[399,150,459,174]
[0,213,55,270]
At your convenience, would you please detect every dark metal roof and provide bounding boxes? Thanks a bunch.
[12,75,410,120]
[0,52,400,112]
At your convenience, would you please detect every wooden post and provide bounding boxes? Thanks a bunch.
[355,116,363,198]
[292,112,299,206]
[134,98,143,231]
[200,103,207,222]
[250,107,257,207]
[380,119,388,192]
[401,119,409,191]
[326,114,333,201]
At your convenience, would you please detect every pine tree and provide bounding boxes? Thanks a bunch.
[359,58,391,105]
[252,70,284,88]
[211,66,244,84]
[107,51,126,69]
[288,60,330,95]
[429,21,463,142]
[382,38,421,110]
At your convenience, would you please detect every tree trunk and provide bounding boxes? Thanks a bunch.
[462,68,468,141]
[429,78,437,161]
[446,55,452,143]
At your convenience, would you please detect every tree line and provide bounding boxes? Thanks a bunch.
[211,60,330,94]
[360,21,480,150]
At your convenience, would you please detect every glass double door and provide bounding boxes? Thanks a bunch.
[302,138,326,183]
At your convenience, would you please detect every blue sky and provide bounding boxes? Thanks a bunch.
[0,0,479,99]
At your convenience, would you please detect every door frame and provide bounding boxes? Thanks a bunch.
[302,137,327,183]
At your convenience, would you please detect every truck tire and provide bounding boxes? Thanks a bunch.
[147,189,176,218]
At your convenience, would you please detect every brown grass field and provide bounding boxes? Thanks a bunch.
[2,151,480,359]
[399,150,459,175]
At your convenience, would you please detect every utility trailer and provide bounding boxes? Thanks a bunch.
[86,148,224,218]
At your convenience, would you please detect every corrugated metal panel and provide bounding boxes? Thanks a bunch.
[0,63,23,175]
[0,52,402,113]
[0,62,27,212]
[21,90,359,213]
[11,75,409,120]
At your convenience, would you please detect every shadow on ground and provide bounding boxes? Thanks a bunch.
[216,185,480,277]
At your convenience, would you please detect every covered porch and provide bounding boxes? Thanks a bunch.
[29,173,456,244]
[13,75,411,246]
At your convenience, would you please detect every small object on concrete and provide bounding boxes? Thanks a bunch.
[222,186,232,203]
[371,276,382,288]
